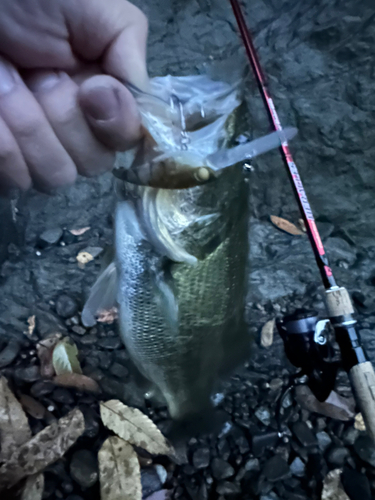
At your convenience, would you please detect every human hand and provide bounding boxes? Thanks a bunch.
[0,0,148,195]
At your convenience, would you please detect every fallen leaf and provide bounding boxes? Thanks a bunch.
[354,413,366,431]
[100,400,173,456]
[53,373,100,393]
[99,436,141,500]
[321,469,350,500]
[260,319,275,348]
[19,395,46,420]
[295,386,355,421]
[27,316,36,337]
[97,307,119,324]
[0,377,31,462]
[0,408,85,491]
[52,337,82,376]
[69,227,90,236]
[76,251,94,268]
[20,474,44,500]
[36,334,62,378]
[270,215,304,236]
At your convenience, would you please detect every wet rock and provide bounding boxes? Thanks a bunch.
[316,431,333,452]
[55,295,79,319]
[341,467,371,500]
[263,456,291,482]
[324,237,356,266]
[0,340,20,368]
[255,406,272,426]
[155,464,167,485]
[98,352,112,370]
[30,380,55,397]
[15,365,41,383]
[342,427,360,446]
[52,388,75,405]
[216,481,241,495]
[327,446,350,467]
[65,496,84,500]
[61,480,74,494]
[252,431,280,457]
[82,246,103,258]
[260,493,280,500]
[109,362,129,378]
[290,457,305,477]
[81,406,100,438]
[292,422,318,448]
[211,458,235,480]
[192,447,210,469]
[98,337,122,350]
[71,325,86,335]
[354,435,375,467]
[38,228,63,247]
[70,449,98,488]
[141,467,162,498]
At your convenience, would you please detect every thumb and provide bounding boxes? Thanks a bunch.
[79,75,142,151]
[63,0,149,90]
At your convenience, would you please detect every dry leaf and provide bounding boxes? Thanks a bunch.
[99,437,141,500]
[260,319,275,348]
[27,316,36,337]
[53,373,100,393]
[354,413,366,431]
[76,251,94,268]
[19,395,46,420]
[270,215,304,236]
[97,307,119,324]
[295,386,355,421]
[321,469,349,500]
[100,400,172,456]
[20,474,44,500]
[52,337,82,376]
[0,377,31,462]
[69,227,90,236]
[36,334,62,378]
[0,408,85,491]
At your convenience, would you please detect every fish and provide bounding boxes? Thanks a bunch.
[82,72,298,420]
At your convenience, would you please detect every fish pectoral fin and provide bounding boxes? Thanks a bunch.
[206,127,298,170]
[81,262,118,327]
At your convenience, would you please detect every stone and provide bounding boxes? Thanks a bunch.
[260,493,280,500]
[98,337,122,350]
[192,447,210,469]
[38,228,63,247]
[81,406,100,438]
[0,340,21,368]
[141,467,162,498]
[354,435,375,467]
[30,380,55,398]
[15,365,41,383]
[244,458,260,472]
[71,325,86,335]
[292,422,318,448]
[70,450,98,489]
[65,496,84,500]
[52,388,75,405]
[327,446,350,467]
[295,386,355,421]
[211,458,235,480]
[252,431,280,457]
[109,362,129,378]
[216,482,241,495]
[342,427,360,446]
[55,294,79,319]
[263,456,291,482]
[255,406,272,426]
[290,457,305,477]
[341,467,371,500]
[316,431,333,452]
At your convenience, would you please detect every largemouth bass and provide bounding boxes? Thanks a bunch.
[82,73,297,420]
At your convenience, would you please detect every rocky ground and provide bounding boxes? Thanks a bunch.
[1,0,375,499]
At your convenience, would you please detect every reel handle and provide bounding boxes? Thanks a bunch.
[349,362,375,441]
[325,287,375,441]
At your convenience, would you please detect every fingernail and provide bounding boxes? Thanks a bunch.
[0,57,18,94]
[82,87,119,121]
[27,71,65,92]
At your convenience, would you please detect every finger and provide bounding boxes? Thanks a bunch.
[26,70,115,177]
[78,75,142,151]
[0,56,77,192]
[0,115,31,196]
[63,0,149,89]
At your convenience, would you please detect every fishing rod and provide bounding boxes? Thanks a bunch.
[229,0,375,440]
